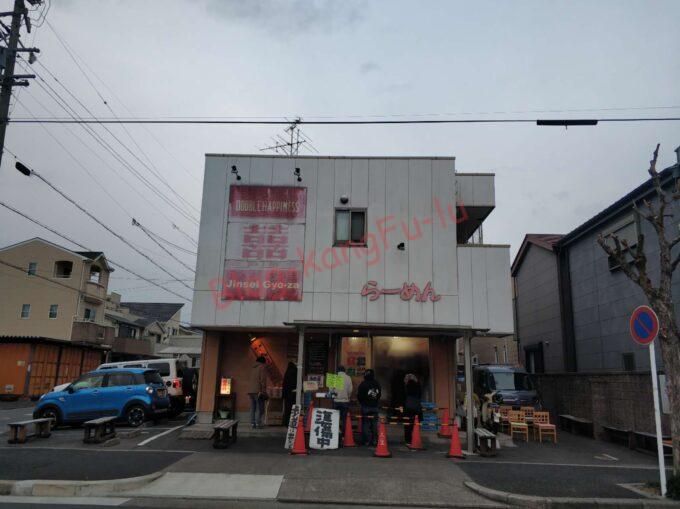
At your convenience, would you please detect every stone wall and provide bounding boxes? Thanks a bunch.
[534,372,670,437]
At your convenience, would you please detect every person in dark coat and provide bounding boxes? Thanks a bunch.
[357,369,381,446]
[282,362,297,426]
[403,373,423,444]
[248,356,267,428]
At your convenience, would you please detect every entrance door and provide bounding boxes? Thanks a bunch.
[372,336,430,408]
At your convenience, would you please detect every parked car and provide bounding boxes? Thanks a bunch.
[96,359,189,416]
[34,368,169,427]
[473,364,540,408]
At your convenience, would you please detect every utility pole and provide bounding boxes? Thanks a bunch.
[0,0,40,168]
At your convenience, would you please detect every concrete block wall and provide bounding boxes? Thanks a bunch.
[534,372,669,437]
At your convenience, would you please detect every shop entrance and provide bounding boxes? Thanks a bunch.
[339,335,431,408]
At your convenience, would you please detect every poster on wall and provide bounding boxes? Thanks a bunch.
[309,408,339,450]
[224,185,307,302]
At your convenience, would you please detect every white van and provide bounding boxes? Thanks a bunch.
[97,358,189,415]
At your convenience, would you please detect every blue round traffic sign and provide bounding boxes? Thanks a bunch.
[630,305,659,345]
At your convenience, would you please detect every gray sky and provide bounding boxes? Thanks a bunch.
[1,0,679,322]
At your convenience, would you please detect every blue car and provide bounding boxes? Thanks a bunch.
[33,368,170,427]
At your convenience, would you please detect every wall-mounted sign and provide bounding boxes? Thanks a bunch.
[229,185,307,222]
[224,185,307,302]
[220,377,232,395]
[360,280,442,302]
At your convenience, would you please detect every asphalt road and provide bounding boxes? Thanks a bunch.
[459,461,659,498]
[0,449,188,481]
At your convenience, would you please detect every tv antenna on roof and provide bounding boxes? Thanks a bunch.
[260,117,319,156]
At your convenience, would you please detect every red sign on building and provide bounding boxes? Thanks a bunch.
[223,185,306,302]
[229,185,307,222]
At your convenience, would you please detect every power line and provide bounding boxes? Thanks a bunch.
[44,19,201,186]
[13,159,194,292]
[0,200,192,302]
[29,59,200,220]
[15,58,200,226]
[7,117,680,125]
[132,218,196,274]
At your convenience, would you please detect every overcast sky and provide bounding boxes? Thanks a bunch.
[1,0,679,322]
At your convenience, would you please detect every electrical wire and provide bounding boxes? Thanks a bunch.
[132,219,196,274]
[0,201,192,302]
[16,58,200,226]
[7,117,680,125]
[13,159,194,292]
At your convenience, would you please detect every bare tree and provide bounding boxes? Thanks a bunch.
[597,144,680,474]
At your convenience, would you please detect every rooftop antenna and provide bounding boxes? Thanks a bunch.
[260,117,313,156]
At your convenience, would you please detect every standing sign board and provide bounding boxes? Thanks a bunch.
[284,404,301,450]
[629,305,666,497]
[309,408,340,450]
[224,185,306,302]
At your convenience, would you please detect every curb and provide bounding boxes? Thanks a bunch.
[0,471,163,498]
[464,481,680,508]
[277,496,505,508]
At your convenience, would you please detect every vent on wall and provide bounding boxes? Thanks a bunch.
[622,352,636,372]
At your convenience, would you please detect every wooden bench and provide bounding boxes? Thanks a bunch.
[213,419,239,449]
[557,414,593,437]
[474,427,497,457]
[633,431,672,457]
[7,418,52,444]
[83,416,117,444]
[601,425,633,448]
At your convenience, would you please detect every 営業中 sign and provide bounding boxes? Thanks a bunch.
[309,408,339,450]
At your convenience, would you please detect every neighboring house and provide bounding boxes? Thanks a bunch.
[457,335,519,366]
[191,154,514,424]
[512,145,680,436]
[104,293,158,361]
[0,238,113,398]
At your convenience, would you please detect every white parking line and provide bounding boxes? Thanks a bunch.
[136,425,183,447]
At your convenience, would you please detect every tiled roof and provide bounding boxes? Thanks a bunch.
[120,302,184,323]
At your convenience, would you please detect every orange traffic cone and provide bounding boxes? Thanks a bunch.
[438,408,452,438]
[343,411,356,447]
[446,421,464,459]
[407,415,425,450]
[373,418,392,458]
[290,414,308,455]
[304,401,314,433]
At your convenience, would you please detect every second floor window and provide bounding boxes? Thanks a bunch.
[89,267,101,284]
[20,304,30,319]
[84,308,96,322]
[334,209,367,246]
[49,304,58,319]
[54,261,73,278]
[27,262,37,276]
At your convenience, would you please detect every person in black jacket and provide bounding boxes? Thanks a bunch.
[357,369,381,446]
[281,362,297,426]
[403,373,423,444]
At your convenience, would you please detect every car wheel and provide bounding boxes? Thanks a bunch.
[40,406,61,427]
[125,405,146,427]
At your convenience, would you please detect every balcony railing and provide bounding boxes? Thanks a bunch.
[71,320,115,346]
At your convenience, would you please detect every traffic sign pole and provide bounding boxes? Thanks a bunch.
[648,341,667,497]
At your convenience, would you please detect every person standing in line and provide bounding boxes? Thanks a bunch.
[282,362,297,426]
[403,373,423,445]
[357,369,381,446]
[248,356,268,428]
[333,366,353,441]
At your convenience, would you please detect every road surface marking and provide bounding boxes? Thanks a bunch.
[595,453,618,461]
[136,425,183,447]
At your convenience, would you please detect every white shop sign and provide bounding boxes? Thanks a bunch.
[284,404,301,450]
[309,408,339,450]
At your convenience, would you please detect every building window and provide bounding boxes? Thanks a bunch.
[20,304,30,319]
[603,216,638,271]
[89,267,101,284]
[622,352,636,372]
[118,324,138,339]
[27,262,37,276]
[334,209,366,246]
[503,343,508,363]
[472,355,479,365]
[54,261,73,278]
[84,308,96,322]
[49,304,58,319]
[493,346,499,364]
